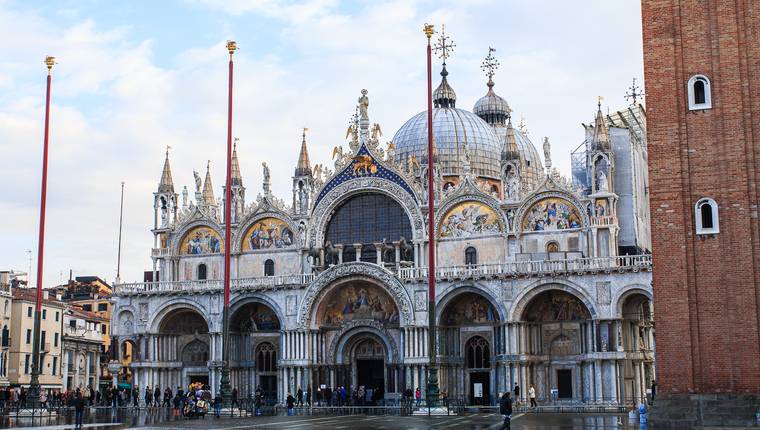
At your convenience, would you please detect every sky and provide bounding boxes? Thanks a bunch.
[0,0,644,285]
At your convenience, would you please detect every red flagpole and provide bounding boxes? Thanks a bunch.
[29,55,55,403]
[423,23,440,408]
[220,40,236,404]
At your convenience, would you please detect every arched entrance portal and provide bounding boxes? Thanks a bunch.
[437,291,499,404]
[342,334,387,405]
[229,301,281,399]
[521,290,591,402]
[619,292,655,404]
[159,308,210,388]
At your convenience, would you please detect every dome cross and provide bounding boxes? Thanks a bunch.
[433,24,455,64]
[481,47,499,84]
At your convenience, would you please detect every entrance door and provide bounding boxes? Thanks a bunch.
[259,375,277,405]
[557,369,572,398]
[469,372,490,405]
[357,359,384,395]
[188,374,209,388]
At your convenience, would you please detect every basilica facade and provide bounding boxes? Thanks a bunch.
[111,50,654,407]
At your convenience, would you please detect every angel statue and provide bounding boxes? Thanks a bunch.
[371,123,382,141]
[542,137,552,168]
[358,89,369,120]
[193,170,202,194]
[332,146,344,160]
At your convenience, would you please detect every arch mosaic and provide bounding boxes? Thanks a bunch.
[509,280,598,322]
[327,320,399,365]
[438,201,504,239]
[148,299,210,333]
[172,219,225,256]
[229,294,286,330]
[309,178,425,247]
[613,285,653,319]
[522,290,591,322]
[317,282,399,327]
[436,283,507,323]
[234,210,301,252]
[297,262,415,328]
[515,191,588,234]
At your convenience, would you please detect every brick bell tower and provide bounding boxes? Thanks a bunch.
[642,0,760,426]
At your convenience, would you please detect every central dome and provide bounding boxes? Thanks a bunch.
[392,107,503,179]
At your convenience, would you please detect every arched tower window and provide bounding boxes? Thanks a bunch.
[466,336,490,369]
[256,342,277,372]
[197,263,207,280]
[695,197,719,235]
[465,246,478,266]
[688,75,712,110]
[264,259,275,276]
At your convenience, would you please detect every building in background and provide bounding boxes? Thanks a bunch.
[62,307,108,392]
[7,287,65,393]
[642,0,760,426]
[0,271,20,388]
[111,44,653,406]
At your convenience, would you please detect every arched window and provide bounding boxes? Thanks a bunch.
[256,342,277,372]
[688,75,712,110]
[1,325,8,347]
[264,259,275,276]
[465,246,478,266]
[181,340,209,365]
[466,336,490,369]
[197,263,207,280]
[547,241,560,253]
[695,198,719,235]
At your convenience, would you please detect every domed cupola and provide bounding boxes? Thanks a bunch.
[392,30,503,179]
[433,64,457,108]
[474,48,511,125]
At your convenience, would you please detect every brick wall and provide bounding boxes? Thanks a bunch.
[641,0,760,393]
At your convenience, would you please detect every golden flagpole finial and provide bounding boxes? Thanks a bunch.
[226,40,238,57]
[45,56,56,74]
[423,23,435,39]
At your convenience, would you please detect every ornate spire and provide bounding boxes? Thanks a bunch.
[158,146,174,193]
[295,128,312,176]
[502,118,520,161]
[231,138,243,187]
[433,25,457,108]
[593,96,610,149]
[202,160,216,206]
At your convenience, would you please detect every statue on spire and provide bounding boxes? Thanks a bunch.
[262,162,271,195]
[358,89,369,121]
[543,137,552,171]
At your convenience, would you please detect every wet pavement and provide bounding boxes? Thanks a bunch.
[1,409,654,429]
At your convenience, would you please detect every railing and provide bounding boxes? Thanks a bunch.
[114,274,315,296]
[151,248,170,257]
[398,254,651,280]
[115,255,650,295]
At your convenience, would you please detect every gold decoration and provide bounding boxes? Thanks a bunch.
[226,40,238,57]
[439,201,503,238]
[352,154,377,176]
[45,56,56,73]
[179,226,224,255]
[242,217,294,251]
[423,23,434,39]
[522,197,582,231]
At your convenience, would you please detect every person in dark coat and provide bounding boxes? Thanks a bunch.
[286,392,295,416]
[499,392,513,426]
[296,388,303,406]
[513,383,520,405]
[132,387,139,408]
[73,391,86,429]
[154,386,161,407]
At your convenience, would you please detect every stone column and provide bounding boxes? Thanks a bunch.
[594,360,603,402]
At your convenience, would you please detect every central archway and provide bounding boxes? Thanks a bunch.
[229,299,282,399]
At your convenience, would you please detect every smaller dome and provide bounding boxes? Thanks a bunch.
[474,80,511,126]
[433,65,457,108]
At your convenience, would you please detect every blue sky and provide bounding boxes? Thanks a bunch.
[0,0,644,284]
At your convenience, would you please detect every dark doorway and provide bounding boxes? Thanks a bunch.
[259,375,277,404]
[557,369,572,398]
[469,372,490,405]
[357,359,384,391]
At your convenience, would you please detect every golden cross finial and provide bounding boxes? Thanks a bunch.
[481,47,499,83]
[45,56,56,74]
[597,95,604,107]
[433,24,455,63]
[423,23,435,39]
[226,40,238,57]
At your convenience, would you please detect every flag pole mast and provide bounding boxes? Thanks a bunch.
[423,23,440,409]
[220,40,237,406]
[29,55,56,406]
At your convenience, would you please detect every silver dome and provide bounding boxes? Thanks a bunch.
[392,107,503,179]
[473,83,511,124]
[492,125,544,191]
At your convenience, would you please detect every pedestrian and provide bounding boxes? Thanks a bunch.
[164,387,172,407]
[214,392,222,418]
[73,391,85,429]
[296,387,303,406]
[529,384,537,408]
[172,393,181,418]
[414,387,421,408]
[132,386,139,408]
[145,386,152,408]
[232,387,238,408]
[499,392,513,427]
[286,392,295,416]
[154,386,161,407]
[513,383,520,405]
[650,380,657,403]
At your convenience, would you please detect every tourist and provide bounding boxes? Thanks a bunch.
[414,387,421,407]
[340,386,347,406]
[214,391,222,418]
[145,385,152,407]
[499,392,513,427]
[154,385,161,407]
[529,385,537,408]
[164,387,172,407]
[232,387,238,408]
[305,387,311,406]
[286,392,295,416]
[296,387,303,406]
[513,383,520,405]
[131,386,138,408]
[650,380,657,403]
[73,391,86,429]
[254,392,262,416]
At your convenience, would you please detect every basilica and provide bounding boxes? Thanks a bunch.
[111,47,654,407]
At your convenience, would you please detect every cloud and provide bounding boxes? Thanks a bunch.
[1,0,644,284]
